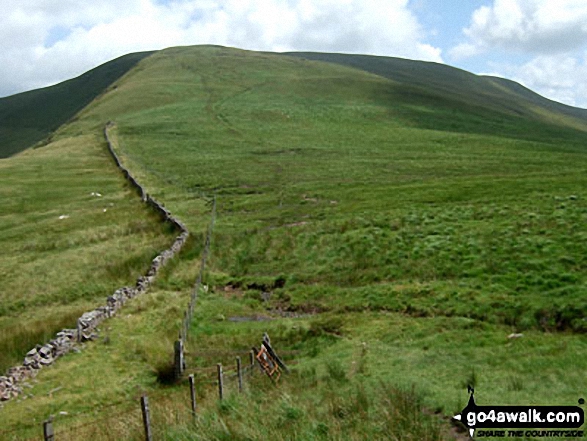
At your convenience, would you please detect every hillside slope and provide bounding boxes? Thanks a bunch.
[286,51,587,134]
[3,48,587,159]
[1,46,586,439]
[0,51,153,158]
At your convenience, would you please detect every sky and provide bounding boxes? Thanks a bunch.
[1,0,587,108]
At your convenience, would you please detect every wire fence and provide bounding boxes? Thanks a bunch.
[174,194,216,380]
[0,343,297,440]
[16,350,271,441]
[108,121,222,384]
[180,193,216,344]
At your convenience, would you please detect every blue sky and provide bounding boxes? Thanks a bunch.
[413,0,505,70]
[415,0,484,48]
[1,0,586,107]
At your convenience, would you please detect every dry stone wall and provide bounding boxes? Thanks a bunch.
[0,122,189,402]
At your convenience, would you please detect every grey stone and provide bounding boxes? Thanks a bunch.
[38,346,52,358]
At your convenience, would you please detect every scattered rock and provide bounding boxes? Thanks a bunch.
[508,333,524,339]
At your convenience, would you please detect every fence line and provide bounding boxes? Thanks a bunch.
[174,193,216,379]
[32,352,268,441]
[0,343,290,438]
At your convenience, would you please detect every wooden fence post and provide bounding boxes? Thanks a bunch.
[141,395,152,441]
[237,356,243,393]
[189,374,197,417]
[174,339,184,380]
[217,363,224,400]
[43,416,54,441]
[250,349,255,369]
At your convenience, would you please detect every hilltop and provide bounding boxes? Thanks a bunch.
[2,46,587,159]
[286,51,587,145]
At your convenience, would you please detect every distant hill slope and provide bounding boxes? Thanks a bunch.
[286,52,587,130]
[3,46,587,159]
[0,51,153,158]
[484,75,587,120]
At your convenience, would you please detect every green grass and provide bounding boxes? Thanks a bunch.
[1,45,587,440]
[0,132,174,373]
[286,51,587,132]
[72,46,587,334]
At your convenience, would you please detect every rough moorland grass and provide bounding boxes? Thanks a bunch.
[80,46,587,332]
[0,282,459,441]
[4,280,582,439]
[0,133,174,372]
[2,46,587,440]
[185,287,587,411]
[35,45,587,439]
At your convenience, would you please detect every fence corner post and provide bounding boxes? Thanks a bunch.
[77,318,83,343]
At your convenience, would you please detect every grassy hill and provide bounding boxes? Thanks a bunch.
[0,51,152,158]
[286,51,587,130]
[1,46,586,440]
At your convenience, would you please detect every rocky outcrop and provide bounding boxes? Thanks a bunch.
[0,123,190,403]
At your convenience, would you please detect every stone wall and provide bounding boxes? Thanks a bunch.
[0,123,189,402]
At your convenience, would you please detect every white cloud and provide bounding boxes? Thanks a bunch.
[450,0,587,108]
[510,54,587,108]
[453,0,587,57]
[0,0,442,97]
[449,42,480,60]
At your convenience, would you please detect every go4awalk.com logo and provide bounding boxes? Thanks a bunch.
[453,387,585,439]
